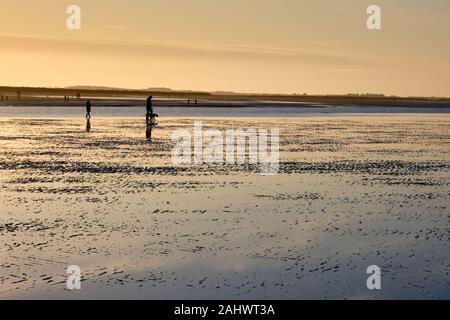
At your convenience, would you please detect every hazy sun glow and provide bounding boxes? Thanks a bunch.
[0,0,449,96]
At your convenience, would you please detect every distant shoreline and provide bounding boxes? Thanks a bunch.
[1,99,449,110]
[0,86,449,107]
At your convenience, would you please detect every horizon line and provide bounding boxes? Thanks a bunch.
[0,84,449,100]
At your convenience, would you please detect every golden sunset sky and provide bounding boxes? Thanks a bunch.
[0,0,449,96]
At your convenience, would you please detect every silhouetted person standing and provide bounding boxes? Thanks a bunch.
[146,96,153,122]
[86,100,91,118]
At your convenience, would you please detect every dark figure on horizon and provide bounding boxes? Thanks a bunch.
[86,100,92,118]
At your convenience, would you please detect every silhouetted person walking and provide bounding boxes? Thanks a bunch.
[146,96,153,122]
[86,100,91,118]
[145,96,158,143]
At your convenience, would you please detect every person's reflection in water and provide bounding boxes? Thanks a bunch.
[146,121,153,143]
[86,117,91,133]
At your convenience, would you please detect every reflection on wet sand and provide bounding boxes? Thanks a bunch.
[86,117,91,133]
[146,122,153,143]
[0,115,448,299]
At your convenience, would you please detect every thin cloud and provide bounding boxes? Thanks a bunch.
[0,33,379,68]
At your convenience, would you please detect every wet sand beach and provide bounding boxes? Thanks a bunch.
[0,114,449,299]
